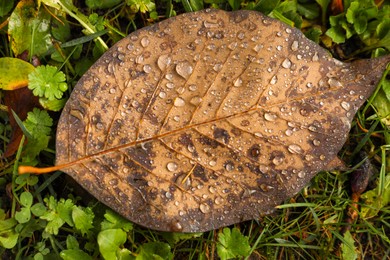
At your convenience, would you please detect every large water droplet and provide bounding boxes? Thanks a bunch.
[157,54,172,71]
[143,64,152,73]
[140,36,150,47]
[312,52,319,61]
[199,203,211,213]
[135,55,144,64]
[174,97,185,107]
[203,20,218,28]
[253,44,263,53]
[213,63,222,72]
[282,58,292,69]
[166,82,174,89]
[272,156,284,165]
[209,186,216,193]
[188,84,197,91]
[234,77,243,87]
[214,197,224,205]
[225,162,234,171]
[176,61,193,79]
[270,75,278,85]
[312,139,321,146]
[209,160,216,167]
[288,144,303,154]
[328,78,342,87]
[264,112,277,122]
[291,40,299,51]
[159,91,166,98]
[165,191,172,199]
[340,101,350,111]
[167,162,178,172]
[190,96,202,106]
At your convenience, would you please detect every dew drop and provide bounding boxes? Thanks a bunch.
[228,42,238,50]
[215,197,224,205]
[109,88,116,94]
[298,171,305,178]
[190,96,202,106]
[165,191,172,199]
[143,64,152,73]
[312,52,319,62]
[285,129,293,136]
[270,75,278,85]
[176,61,193,79]
[340,101,350,111]
[188,84,197,91]
[253,44,263,53]
[313,139,321,146]
[199,203,211,213]
[117,54,125,61]
[328,78,342,87]
[159,91,166,98]
[174,97,185,107]
[282,58,292,69]
[288,144,303,154]
[209,160,217,167]
[291,40,299,51]
[320,154,326,160]
[285,28,292,34]
[237,31,245,39]
[107,62,115,73]
[264,112,277,122]
[203,20,218,28]
[272,156,284,165]
[157,54,172,71]
[213,63,222,72]
[306,82,313,88]
[140,36,150,47]
[187,144,195,153]
[234,77,243,87]
[127,43,134,51]
[225,162,234,172]
[166,82,174,89]
[135,55,144,64]
[209,186,216,193]
[167,162,178,172]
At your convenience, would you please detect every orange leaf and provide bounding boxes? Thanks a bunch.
[20,9,390,232]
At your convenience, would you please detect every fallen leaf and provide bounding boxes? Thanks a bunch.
[20,9,390,232]
[8,0,52,57]
[0,58,35,90]
[3,87,40,157]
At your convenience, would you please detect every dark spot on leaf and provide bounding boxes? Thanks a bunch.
[213,127,230,144]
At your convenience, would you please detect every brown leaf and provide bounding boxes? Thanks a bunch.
[29,10,390,232]
[3,87,40,157]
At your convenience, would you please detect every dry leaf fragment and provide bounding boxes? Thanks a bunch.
[21,9,390,232]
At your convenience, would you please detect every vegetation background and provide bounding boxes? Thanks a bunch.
[0,0,389,259]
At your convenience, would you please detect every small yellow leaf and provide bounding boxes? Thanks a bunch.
[0,57,35,90]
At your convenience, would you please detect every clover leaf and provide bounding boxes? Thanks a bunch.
[28,65,68,100]
[217,228,251,260]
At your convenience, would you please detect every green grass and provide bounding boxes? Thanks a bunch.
[1,0,390,259]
